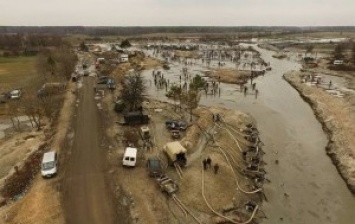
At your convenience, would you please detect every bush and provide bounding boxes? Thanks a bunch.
[0,143,47,198]
[3,51,10,57]
[120,39,132,48]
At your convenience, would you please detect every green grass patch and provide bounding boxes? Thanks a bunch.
[0,56,37,90]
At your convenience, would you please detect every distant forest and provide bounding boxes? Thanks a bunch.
[0,26,355,36]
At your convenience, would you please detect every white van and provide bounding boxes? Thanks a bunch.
[122,147,137,167]
[41,151,58,178]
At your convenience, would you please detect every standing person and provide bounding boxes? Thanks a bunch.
[214,163,220,174]
[242,151,247,161]
[252,83,256,90]
[329,80,332,89]
[244,86,248,97]
[206,157,212,168]
[203,159,208,170]
[255,89,259,99]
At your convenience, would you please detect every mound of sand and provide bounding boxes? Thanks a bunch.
[204,69,250,84]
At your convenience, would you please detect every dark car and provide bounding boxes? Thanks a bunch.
[107,79,116,89]
[114,100,125,112]
[0,94,8,103]
[147,158,163,177]
[171,130,181,140]
[165,120,187,131]
[97,76,111,84]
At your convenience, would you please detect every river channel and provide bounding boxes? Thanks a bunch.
[142,44,355,224]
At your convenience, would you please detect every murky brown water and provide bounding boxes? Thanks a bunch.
[143,44,355,224]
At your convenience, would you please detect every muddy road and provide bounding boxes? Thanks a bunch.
[62,77,117,224]
[143,44,355,223]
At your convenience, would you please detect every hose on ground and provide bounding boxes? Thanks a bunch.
[201,167,259,224]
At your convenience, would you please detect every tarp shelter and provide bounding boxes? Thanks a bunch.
[163,141,187,166]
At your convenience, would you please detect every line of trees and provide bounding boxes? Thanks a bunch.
[2,26,355,36]
[5,44,77,131]
[119,71,201,122]
[0,34,63,57]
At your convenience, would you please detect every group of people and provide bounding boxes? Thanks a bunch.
[152,70,169,90]
[202,156,219,174]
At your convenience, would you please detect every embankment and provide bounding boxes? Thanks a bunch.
[283,71,355,193]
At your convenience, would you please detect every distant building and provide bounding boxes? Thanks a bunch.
[120,54,129,63]
[333,60,344,65]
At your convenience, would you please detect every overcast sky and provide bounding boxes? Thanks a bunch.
[1,0,354,26]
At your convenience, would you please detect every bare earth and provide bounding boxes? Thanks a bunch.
[61,77,118,224]
[0,82,77,224]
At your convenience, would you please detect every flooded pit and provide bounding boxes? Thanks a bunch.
[141,44,355,224]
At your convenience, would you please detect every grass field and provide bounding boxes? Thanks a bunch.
[0,56,37,91]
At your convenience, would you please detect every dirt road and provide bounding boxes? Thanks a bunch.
[62,77,117,224]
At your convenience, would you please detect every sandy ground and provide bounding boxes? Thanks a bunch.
[102,82,264,223]
[0,131,44,180]
[284,70,355,192]
[106,49,264,222]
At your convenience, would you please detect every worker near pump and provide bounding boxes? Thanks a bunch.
[202,159,208,170]
[206,157,212,168]
[214,163,220,174]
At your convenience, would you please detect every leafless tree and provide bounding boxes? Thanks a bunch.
[181,89,201,122]
[120,72,146,111]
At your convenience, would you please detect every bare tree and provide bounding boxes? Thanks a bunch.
[7,100,22,132]
[305,44,314,57]
[181,89,200,122]
[54,46,78,79]
[120,72,146,111]
[167,84,182,111]
[334,44,344,59]
[36,46,77,81]
[22,90,43,130]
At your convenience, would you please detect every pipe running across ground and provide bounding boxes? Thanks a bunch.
[201,167,259,224]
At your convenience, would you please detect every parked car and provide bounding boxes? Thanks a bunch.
[0,93,9,103]
[171,130,181,140]
[123,111,150,125]
[83,70,89,76]
[107,79,116,89]
[41,151,58,178]
[97,76,111,84]
[114,100,125,112]
[147,158,163,177]
[37,83,66,97]
[10,89,21,99]
[165,120,187,131]
[123,147,137,167]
